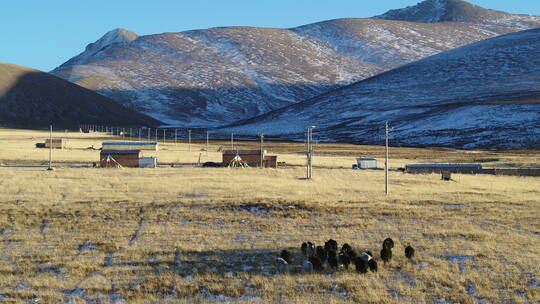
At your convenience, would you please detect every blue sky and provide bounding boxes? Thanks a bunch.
[1,0,539,71]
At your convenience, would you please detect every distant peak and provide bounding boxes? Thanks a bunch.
[103,28,139,41]
[87,28,138,51]
[374,0,503,23]
[53,28,139,70]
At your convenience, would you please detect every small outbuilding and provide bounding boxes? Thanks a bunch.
[45,138,64,149]
[357,158,377,169]
[139,157,158,168]
[263,155,278,168]
[102,142,159,151]
[100,150,141,168]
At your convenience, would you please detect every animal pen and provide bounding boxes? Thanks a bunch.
[405,164,482,174]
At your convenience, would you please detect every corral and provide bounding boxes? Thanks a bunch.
[0,128,538,303]
[405,164,483,174]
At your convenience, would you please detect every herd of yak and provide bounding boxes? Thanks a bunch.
[276,238,415,273]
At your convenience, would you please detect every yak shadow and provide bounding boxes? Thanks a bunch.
[104,247,329,277]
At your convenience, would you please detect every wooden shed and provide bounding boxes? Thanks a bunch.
[45,138,64,149]
[100,150,141,168]
[263,155,278,168]
[222,150,279,168]
[223,150,263,167]
[102,142,158,151]
[222,150,270,167]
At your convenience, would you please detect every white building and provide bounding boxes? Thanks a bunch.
[357,158,377,169]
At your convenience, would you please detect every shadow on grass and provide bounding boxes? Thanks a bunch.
[104,247,336,277]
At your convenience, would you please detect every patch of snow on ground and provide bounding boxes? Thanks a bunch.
[447,255,474,273]
[467,282,488,303]
[433,297,459,304]
[525,273,539,288]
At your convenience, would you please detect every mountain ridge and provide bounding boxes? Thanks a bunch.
[51,0,540,128]
[221,28,540,149]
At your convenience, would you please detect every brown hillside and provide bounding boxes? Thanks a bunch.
[0,62,159,128]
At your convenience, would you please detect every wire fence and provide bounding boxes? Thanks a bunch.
[76,124,331,152]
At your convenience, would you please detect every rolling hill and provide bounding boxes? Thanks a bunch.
[51,0,540,127]
[223,28,540,149]
[0,62,159,128]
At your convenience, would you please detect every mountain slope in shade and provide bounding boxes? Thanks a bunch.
[375,0,540,29]
[0,62,159,128]
[51,0,540,127]
[223,28,540,149]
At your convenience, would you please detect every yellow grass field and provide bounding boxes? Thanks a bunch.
[0,128,539,303]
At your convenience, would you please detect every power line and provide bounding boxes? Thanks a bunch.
[306,126,315,179]
[385,121,389,195]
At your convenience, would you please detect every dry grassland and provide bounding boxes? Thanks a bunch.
[0,128,539,303]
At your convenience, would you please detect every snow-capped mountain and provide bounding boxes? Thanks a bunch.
[51,0,540,127]
[223,28,540,149]
[376,0,540,29]
[0,62,158,128]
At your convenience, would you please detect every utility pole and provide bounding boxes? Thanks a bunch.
[174,129,177,146]
[163,129,166,142]
[206,131,209,156]
[138,128,141,142]
[188,130,192,152]
[231,133,234,150]
[130,128,132,140]
[47,125,53,171]
[155,128,158,142]
[306,126,315,179]
[260,133,264,168]
[385,121,389,195]
[147,128,151,141]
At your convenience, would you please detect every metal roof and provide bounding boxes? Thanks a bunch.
[223,150,263,154]
[358,158,377,161]
[100,150,141,154]
[406,164,481,168]
[102,142,157,145]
